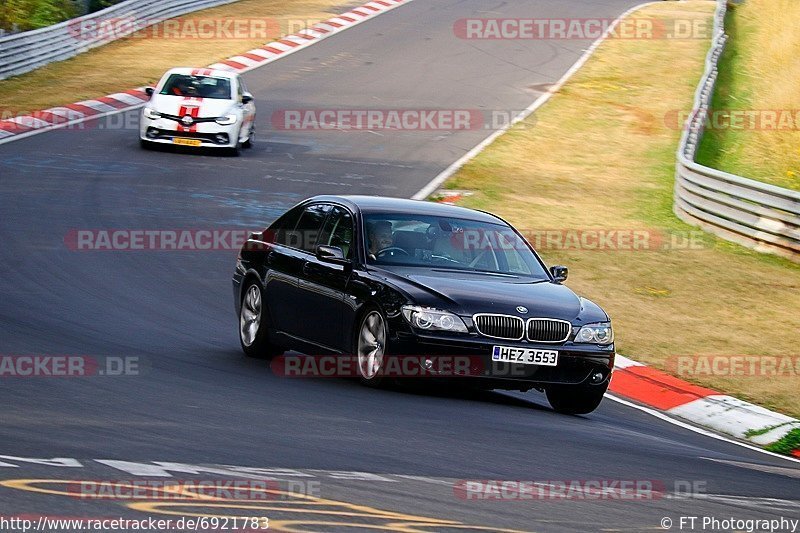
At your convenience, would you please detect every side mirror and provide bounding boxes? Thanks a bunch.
[145,87,155,96]
[316,245,349,265]
[550,265,568,283]
[241,93,254,104]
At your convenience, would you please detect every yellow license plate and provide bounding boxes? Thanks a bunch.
[173,138,202,147]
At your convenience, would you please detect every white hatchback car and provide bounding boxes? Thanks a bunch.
[140,68,256,156]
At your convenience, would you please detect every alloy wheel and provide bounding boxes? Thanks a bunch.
[357,311,386,380]
[240,284,262,347]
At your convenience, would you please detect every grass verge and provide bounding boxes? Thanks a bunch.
[695,0,800,190]
[444,1,800,418]
[765,428,800,456]
[0,0,355,114]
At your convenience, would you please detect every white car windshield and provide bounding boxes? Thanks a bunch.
[160,74,232,99]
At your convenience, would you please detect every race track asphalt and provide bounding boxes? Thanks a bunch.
[1,0,798,531]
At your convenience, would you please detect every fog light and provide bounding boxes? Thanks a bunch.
[146,128,159,139]
[590,371,605,384]
[215,133,229,145]
[423,358,433,370]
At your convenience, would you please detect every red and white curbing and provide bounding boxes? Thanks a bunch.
[0,89,153,141]
[610,354,800,455]
[0,0,412,145]
[205,0,407,74]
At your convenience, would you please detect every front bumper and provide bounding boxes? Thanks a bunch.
[140,117,239,147]
[392,330,614,389]
[140,127,237,148]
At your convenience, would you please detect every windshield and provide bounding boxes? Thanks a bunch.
[364,213,549,279]
[159,74,232,99]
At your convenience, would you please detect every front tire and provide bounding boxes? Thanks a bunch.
[239,280,281,359]
[355,307,388,387]
[546,382,608,415]
[243,124,255,148]
[139,138,152,150]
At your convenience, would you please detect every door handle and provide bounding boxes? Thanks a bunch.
[267,252,275,265]
[302,262,312,275]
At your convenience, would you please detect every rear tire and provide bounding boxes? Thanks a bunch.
[546,382,608,415]
[239,279,282,359]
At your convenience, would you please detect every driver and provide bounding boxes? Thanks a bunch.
[171,78,195,97]
[367,220,394,259]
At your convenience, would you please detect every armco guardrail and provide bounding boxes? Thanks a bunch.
[0,0,238,80]
[674,0,800,262]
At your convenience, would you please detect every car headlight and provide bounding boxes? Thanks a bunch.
[401,306,468,333]
[143,107,161,120]
[574,322,614,345]
[215,114,238,125]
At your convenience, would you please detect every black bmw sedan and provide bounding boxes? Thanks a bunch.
[233,195,615,414]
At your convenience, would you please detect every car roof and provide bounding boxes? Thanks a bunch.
[163,67,237,79]
[305,195,506,225]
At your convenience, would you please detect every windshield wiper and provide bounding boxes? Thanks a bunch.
[431,267,518,278]
[431,268,551,282]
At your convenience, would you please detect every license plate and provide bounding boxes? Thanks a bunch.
[492,345,559,366]
[173,137,202,147]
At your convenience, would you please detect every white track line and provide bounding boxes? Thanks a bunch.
[605,394,800,465]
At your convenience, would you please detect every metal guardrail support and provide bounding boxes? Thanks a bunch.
[0,0,238,80]
[674,0,800,262]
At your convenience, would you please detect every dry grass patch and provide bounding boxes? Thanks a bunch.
[0,0,354,114]
[447,1,800,417]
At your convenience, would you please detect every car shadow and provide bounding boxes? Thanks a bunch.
[386,380,554,412]
[136,139,315,158]
[233,351,558,414]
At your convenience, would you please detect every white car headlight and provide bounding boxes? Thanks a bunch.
[574,322,614,345]
[215,114,238,125]
[143,107,161,120]
[401,306,468,333]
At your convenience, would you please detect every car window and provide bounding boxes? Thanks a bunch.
[290,204,332,253]
[160,74,232,100]
[318,206,354,259]
[363,213,547,279]
[268,206,304,246]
